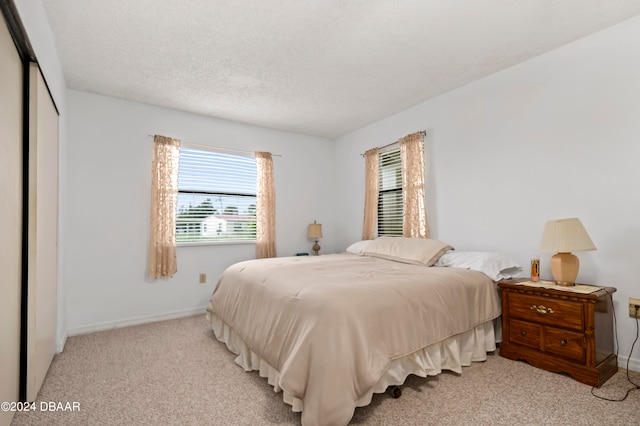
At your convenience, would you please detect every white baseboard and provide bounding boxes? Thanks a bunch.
[618,354,640,373]
[57,332,68,354]
[65,306,207,341]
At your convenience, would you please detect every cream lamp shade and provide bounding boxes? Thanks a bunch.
[538,218,596,286]
[307,221,322,255]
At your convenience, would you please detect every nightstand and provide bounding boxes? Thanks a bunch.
[498,279,617,387]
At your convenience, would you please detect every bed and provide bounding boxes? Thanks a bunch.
[206,238,516,426]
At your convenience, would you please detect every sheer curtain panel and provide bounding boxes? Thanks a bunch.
[148,135,181,278]
[255,151,276,258]
[400,132,429,238]
[362,147,379,240]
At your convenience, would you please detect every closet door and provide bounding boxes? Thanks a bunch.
[0,13,24,426]
[26,63,59,401]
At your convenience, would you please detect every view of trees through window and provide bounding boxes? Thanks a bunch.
[176,147,257,243]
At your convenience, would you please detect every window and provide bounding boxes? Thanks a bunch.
[176,146,257,244]
[378,147,403,236]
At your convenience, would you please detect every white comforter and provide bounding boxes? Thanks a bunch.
[207,253,501,426]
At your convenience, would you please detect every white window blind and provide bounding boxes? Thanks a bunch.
[176,146,257,244]
[378,147,403,236]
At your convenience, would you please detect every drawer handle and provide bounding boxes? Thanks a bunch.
[530,305,554,316]
[520,330,527,337]
[560,339,567,346]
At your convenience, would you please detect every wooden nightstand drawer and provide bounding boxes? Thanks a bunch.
[508,293,584,331]
[509,319,541,349]
[498,280,617,387]
[543,326,585,363]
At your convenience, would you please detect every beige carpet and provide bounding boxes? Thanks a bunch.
[11,315,640,425]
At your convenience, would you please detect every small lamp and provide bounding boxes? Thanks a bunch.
[538,218,596,286]
[307,221,323,256]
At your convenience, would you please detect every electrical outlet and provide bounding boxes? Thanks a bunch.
[199,273,206,284]
[629,297,640,318]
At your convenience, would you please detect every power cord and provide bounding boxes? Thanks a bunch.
[591,295,640,402]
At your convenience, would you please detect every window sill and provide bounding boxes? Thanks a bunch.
[177,240,256,248]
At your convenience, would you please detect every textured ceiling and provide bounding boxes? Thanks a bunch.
[42,1,640,138]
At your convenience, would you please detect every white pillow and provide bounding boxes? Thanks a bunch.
[434,251,522,281]
[362,237,453,266]
[345,240,373,255]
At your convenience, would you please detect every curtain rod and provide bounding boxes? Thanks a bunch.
[360,130,427,157]
[148,134,282,157]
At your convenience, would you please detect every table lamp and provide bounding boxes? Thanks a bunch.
[307,221,323,255]
[538,218,596,286]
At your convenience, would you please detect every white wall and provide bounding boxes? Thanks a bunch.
[64,91,335,334]
[335,16,640,369]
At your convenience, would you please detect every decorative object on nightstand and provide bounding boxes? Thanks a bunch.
[307,221,322,255]
[498,279,617,387]
[530,255,540,282]
[538,218,596,286]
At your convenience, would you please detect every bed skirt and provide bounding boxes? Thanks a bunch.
[207,311,502,413]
